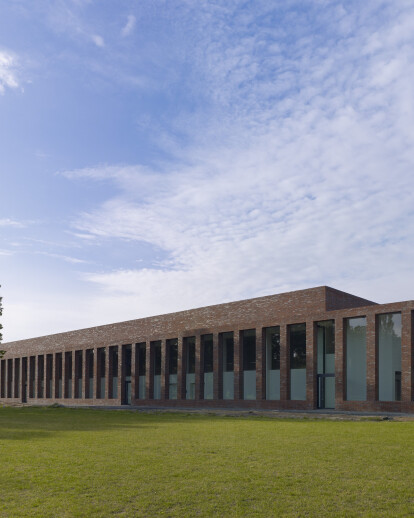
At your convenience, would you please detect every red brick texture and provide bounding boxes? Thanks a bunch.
[1,286,413,413]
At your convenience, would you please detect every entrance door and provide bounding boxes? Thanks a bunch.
[316,321,335,409]
[123,380,131,405]
[317,373,335,409]
[22,381,27,403]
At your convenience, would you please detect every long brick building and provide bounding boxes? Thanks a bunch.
[1,286,413,413]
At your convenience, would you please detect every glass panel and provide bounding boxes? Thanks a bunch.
[242,329,256,400]
[378,313,402,402]
[152,341,161,400]
[137,343,146,400]
[266,326,280,400]
[289,324,306,400]
[167,339,178,400]
[202,335,213,400]
[316,320,335,409]
[185,337,195,400]
[346,317,366,401]
[221,332,234,400]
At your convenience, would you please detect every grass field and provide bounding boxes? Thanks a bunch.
[0,407,413,517]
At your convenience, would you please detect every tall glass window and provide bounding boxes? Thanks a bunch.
[137,343,146,399]
[75,351,83,399]
[38,356,44,399]
[316,320,335,409]
[346,317,366,401]
[152,341,162,400]
[109,346,118,399]
[14,358,20,399]
[65,352,72,399]
[97,348,105,399]
[0,360,5,398]
[45,355,52,398]
[289,324,306,400]
[202,334,214,399]
[29,357,35,398]
[55,353,63,399]
[221,332,234,400]
[85,349,94,399]
[167,338,178,400]
[265,327,280,400]
[185,337,195,400]
[242,329,256,400]
[378,313,402,401]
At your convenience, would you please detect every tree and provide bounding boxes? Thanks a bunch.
[0,285,5,358]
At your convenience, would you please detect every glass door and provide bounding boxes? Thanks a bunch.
[316,321,335,409]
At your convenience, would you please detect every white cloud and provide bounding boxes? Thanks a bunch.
[0,218,25,228]
[0,50,19,94]
[91,34,105,48]
[121,14,136,37]
[6,2,414,342]
[60,2,414,320]
[36,251,90,265]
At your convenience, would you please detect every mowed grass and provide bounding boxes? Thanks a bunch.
[0,408,413,517]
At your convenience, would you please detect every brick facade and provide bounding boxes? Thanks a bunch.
[1,286,413,413]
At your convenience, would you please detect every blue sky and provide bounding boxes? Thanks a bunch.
[1,1,414,342]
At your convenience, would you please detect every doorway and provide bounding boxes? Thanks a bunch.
[316,321,335,409]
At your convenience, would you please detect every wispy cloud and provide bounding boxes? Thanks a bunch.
[61,2,414,319]
[121,14,136,37]
[36,251,90,264]
[0,218,26,228]
[91,34,104,48]
[0,50,19,94]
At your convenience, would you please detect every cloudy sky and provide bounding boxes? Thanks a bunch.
[1,1,414,342]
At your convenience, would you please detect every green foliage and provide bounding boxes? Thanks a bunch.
[0,408,413,517]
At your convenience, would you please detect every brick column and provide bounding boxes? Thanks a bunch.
[213,333,221,400]
[117,346,122,403]
[131,344,137,401]
[160,339,167,400]
[306,321,317,408]
[62,352,67,399]
[81,349,87,399]
[92,347,98,401]
[195,334,202,400]
[335,317,345,404]
[366,313,377,401]
[50,354,55,399]
[13,358,17,399]
[54,353,59,399]
[256,327,265,400]
[233,330,242,401]
[105,348,111,400]
[177,337,185,400]
[279,325,289,401]
[401,309,413,403]
[37,356,43,399]
[21,357,27,403]
[71,352,76,399]
[146,342,153,400]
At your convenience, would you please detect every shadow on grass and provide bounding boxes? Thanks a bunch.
[0,406,162,441]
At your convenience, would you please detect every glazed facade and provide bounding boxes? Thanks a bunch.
[1,286,413,413]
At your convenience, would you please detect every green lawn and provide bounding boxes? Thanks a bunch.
[0,407,413,517]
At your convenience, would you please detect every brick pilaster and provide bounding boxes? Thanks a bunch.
[256,327,265,400]
[366,313,377,401]
[401,309,413,403]
[213,333,221,400]
[335,317,345,405]
[177,337,185,400]
[279,325,289,401]
[195,334,202,400]
[306,321,317,408]
[233,330,242,401]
